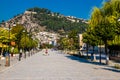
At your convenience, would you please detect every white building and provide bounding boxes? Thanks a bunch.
[36,31,59,46]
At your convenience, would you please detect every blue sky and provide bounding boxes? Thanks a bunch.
[0,0,104,22]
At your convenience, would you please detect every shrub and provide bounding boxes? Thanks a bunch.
[114,64,120,69]
[13,48,19,54]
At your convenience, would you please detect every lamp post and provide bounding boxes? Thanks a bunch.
[27,33,31,57]
[5,24,11,67]
[22,30,27,58]
[99,39,102,64]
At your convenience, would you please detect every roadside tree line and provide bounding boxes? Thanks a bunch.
[82,0,120,64]
[0,24,38,55]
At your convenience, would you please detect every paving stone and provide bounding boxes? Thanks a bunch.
[0,49,120,80]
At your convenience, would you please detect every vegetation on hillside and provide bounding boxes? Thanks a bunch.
[27,7,88,33]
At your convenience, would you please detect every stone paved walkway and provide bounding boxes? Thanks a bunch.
[0,49,120,80]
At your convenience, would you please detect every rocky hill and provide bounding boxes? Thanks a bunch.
[1,7,88,34]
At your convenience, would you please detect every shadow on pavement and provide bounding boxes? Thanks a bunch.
[65,54,105,66]
[65,54,120,73]
[101,68,120,73]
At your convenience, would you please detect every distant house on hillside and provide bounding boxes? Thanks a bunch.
[24,11,37,15]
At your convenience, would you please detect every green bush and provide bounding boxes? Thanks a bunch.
[13,48,19,54]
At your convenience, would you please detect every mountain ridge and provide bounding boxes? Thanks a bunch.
[1,7,88,34]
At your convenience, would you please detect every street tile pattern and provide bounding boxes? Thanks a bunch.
[0,49,120,80]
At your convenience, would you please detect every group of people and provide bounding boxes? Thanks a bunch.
[1,49,22,61]
[1,47,49,63]
[2,50,10,57]
[0,50,10,67]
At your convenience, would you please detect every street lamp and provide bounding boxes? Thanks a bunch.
[5,24,11,67]
[22,30,27,58]
[27,33,31,57]
[5,22,16,66]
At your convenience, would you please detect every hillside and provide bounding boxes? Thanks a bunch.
[1,7,88,34]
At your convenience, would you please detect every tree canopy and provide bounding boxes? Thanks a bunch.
[83,0,120,64]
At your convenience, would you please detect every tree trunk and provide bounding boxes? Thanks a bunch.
[99,40,102,64]
[93,46,96,61]
[105,40,109,65]
[86,43,89,59]
[91,46,96,61]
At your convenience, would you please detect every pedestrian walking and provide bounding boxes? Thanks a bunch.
[19,52,22,61]
[19,49,22,61]
[45,47,49,55]
[5,51,10,67]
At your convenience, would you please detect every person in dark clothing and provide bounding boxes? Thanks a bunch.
[19,53,22,61]
[2,49,6,57]
[5,51,10,67]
